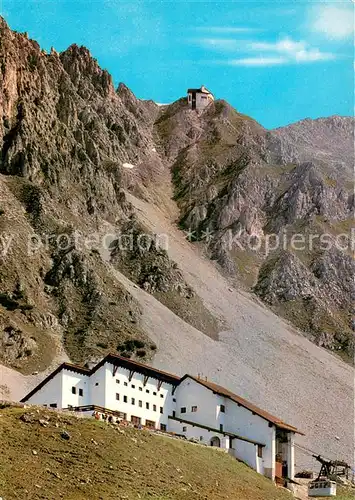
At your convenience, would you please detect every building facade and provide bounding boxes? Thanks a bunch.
[187,85,214,110]
[21,354,302,482]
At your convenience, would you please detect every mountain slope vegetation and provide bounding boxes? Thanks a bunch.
[0,405,293,500]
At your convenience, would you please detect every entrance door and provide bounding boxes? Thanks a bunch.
[145,419,156,429]
[192,92,196,110]
[131,415,141,426]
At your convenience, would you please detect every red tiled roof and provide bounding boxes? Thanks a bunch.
[92,353,181,384]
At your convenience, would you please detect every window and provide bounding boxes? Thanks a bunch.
[123,396,128,403]
[131,384,135,389]
[139,387,143,391]
[220,405,225,413]
[79,388,83,397]
[181,407,186,414]
[146,389,150,394]
[139,400,143,407]
[219,424,224,432]
[116,379,120,384]
[160,394,164,398]
[182,426,187,432]
[201,96,207,100]
[257,445,263,458]
[71,387,76,395]
[172,411,176,417]
[124,382,128,386]
[146,402,149,410]
[160,424,167,431]
[116,393,120,401]
[95,382,99,386]
[173,398,176,402]
[153,404,157,412]
[145,420,155,429]
[191,406,197,412]
[200,436,203,441]
[160,407,163,414]
[153,392,157,396]
[50,403,57,408]
[131,398,135,405]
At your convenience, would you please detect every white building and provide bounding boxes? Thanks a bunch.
[187,85,214,110]
[21,353,302,483]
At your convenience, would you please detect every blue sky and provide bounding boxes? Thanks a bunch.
[1,0,353,128]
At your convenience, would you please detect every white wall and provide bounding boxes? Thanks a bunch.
[99,362,176,429]
[26,371,63,408]
[168,418,228,449]
[188,92,214,110]
[231,439,259,472]
[287,433,295,480]
[174,378,226,431]
[62,370,90,408]
[196,92,213,110]
[89,364,107,408]
[224,398,276,479]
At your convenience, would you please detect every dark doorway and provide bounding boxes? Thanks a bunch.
[191,92,196,110]
[210,436,221,447]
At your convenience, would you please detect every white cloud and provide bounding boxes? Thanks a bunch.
[193,32,337,67]
[311,5,354,40]
[250,39,305,53]
[249,37,336,62]
[195,27,258,34]
[226,57,287,67]
[293,48,335,63]
[194,38,240,51]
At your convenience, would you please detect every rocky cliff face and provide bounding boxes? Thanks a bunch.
[0,17,353,373]
[0,18,217,371]
[156,99,354,361]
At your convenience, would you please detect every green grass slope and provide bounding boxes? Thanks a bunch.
[0,406,293,500]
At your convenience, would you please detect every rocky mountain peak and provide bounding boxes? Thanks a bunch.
[60,43,114,97]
